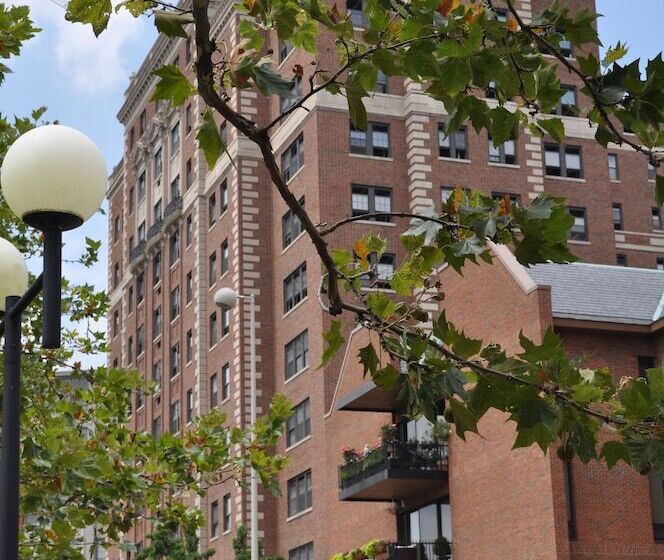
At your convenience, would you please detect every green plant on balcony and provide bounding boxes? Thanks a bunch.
[330,539,388,560]
[380,423,399,447]
[433,536,452,560]
[341,446,360,464]
[431,421,450,442]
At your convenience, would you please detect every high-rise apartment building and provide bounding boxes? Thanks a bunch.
[107,0,664,557]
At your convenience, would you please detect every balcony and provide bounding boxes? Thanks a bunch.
[163,196,182,227]
[339,441,448,506]
[146,219,163,249]
[386,542,452,560]
[130,240,146,265]
[336,375,407,413]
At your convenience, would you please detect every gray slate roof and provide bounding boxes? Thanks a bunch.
[526,262,664,325]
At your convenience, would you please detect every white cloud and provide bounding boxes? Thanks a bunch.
[17,0,149,94]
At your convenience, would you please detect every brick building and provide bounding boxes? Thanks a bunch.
[106,0,664,557]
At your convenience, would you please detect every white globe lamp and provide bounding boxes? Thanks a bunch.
[0,239,28,312]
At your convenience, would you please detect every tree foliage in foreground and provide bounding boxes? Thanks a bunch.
[2,0,664,553]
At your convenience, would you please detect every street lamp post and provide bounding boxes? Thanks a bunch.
[0,125,106,560]
[214,287,258,560]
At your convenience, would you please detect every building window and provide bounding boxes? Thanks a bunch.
[564,460,576,539]
[220,121,228,145]
[568,207,588,241]
[221,239,229,275]
[139,109,146,136]
[287,398,311,447]
[281,134,304,181]
[209,312,218,348]
[113,309,119,337]
[185,104,192,134]
[170,343,180,378]
[545,144,582,178]
[222,363,230,401]
[210,373,218,408]
[282,196,305,248]
[616,253,628,267]
[135,386,144,409]
[186,215,193,246]
[559,35,573,58]
[153,251,162,285]
[170,286,180,321]
[649,161,657,181]
[279,40,293,63]
[136,272,145,304]
[138,171,146,201]
[170,121,180,153]
[186,271,193,303]
[553,85,577,116]
[114,216,121,242]
[289,543,314,560]
[129,128,135,150]
[186,388,193,422]
[127,336,133,363]
[210,501,219,538]
[376,69,388,93]
[612,203,623,230]
[285,330,309,379]
[209,252,217,286]
[652,208,662,230]
[221,180,228,213]
[485,79,498,99]
[170,175,180,199]
[113,262,120,289]
[349,122,390,157]
[438,125,468,159]
[351,185,392,221]
[221,307,230,337]
[288,470,312,517]
[170,230,180,265]
[361,253,395,288]
[209,193,217,227]
[657,258,664,271]
[284,262,307,313]
[153,306,162,338]
[491,191,521,206]
[186,329,193,363]
[170,400,180,433]
[152,416,161,436]
[153,360,162,390]
[280,75,303,113]
[347,0,365,27]
[153,147,163,177]
[186,158,193,188]
[154,199,163,223]
[127,285,134,311]
[650,472,664,542]
[223,494,232,532]
[608,153,619,180]
[129,187,135,214]
[138,222,146,244]
[488,137,517,165]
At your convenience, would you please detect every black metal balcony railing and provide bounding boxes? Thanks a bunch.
[130,240,146,262]
[387,541,452,560]
[339,441,448,490]
[147,219,163,242]
[164,196,182,220]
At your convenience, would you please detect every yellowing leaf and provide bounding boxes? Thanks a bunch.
[437,0,459,17]
[506,17,518,32]
[354,238,370,269]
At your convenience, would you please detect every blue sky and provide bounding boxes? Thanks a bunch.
[1,0,663,364]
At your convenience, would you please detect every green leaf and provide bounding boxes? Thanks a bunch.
[373,363,400,389]
[656,174,664,207]
[600,441,631,469]
[358,343,380,378]
[448,398,478,441]
[489,107,519,146]
[154,10,194,38]
[253,63,295,97]
[366,292,397,320]
[538,117,565,143]
[320,320,345,368]
[346,71,368,130]
[65,0,112,36]
[438,58,472,97]
[196,110,226,168]
[151,65,196,107]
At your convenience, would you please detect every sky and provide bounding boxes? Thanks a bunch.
[1,0,663,365]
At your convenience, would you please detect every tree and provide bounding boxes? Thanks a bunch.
[0,54,291,560]
[4,0,664,548]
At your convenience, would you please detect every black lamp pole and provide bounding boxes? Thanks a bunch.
[0,227,63,560]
